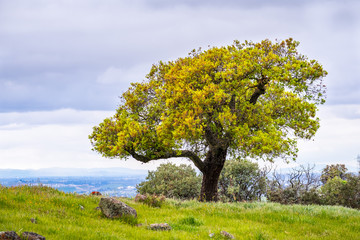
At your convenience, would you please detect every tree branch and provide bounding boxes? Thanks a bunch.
[249,83,266,104]
[126,148,205,173]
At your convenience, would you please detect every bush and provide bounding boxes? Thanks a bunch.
[136,163,202,200]
[321,176,346,205]
[267,164,360,209]
[134,193,165,207]
[340,175,360,209]
[218,159,267,202]
[266,164,321,205]
[321,174,360,209]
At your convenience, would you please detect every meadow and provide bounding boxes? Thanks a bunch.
[1,185,360,240]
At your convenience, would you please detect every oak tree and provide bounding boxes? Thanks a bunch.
[89,38,327,201]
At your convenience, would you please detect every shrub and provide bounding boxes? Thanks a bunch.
[218,159,268,202]
[134,193,165,208]
[136,163,202,200]
[321,174,360,209]
[340,175,360,209]
[321,176,347,205]
[266,164,321,205]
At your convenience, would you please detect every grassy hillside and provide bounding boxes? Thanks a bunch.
[1,185,360,240]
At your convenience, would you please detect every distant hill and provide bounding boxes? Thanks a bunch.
[0,167,148,178]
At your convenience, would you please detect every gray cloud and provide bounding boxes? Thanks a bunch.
[0,0,359,112]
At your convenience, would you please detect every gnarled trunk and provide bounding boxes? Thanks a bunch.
[199,146,227,202]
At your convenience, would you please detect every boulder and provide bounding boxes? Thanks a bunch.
[148,223,172,231]
[21,232,46,240]
[99,197,137,219]
[0,231,21,240]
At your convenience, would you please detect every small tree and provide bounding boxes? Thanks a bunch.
[218,159,268,202]
[136,163,201,200]
[320,164,348,184]
[321,176,347,205]
[90,38,327,201]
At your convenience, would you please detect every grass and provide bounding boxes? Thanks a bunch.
[1,185,360,240]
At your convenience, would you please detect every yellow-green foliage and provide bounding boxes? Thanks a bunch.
[89,38,327,163]
[1,185,360,239]
[89,38,327,201]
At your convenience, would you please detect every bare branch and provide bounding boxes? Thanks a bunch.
[126,148,205,173]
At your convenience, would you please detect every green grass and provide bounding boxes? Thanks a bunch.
[1,185,360,240]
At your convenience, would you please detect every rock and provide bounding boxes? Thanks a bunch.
[220,231,235,239]
[99,197,137,219]
[30,218,37,224]
[148,223,172,231]
[21,232,46,240]
[0,231,21,240]
[79,205,84,210]
[209,233,215,238]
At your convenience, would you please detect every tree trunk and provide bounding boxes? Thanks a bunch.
[199,146,227,202]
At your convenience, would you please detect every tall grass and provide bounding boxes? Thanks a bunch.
[1,185,359,239]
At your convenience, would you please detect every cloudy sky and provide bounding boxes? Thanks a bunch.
[0,0,359,172]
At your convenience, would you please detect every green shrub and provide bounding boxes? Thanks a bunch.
[321,174,360,209]
[136,163,202,200]
[340,175,360,209]
[321,176,346,205]
[218,159,267,202]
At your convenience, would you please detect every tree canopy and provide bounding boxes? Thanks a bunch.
[89,38,327,201]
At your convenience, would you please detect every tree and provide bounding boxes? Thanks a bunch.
[136,163,201,200]
[320,165,360,209]
[320,164,348,184]
[89,38,327,201]
[218,159,268,202]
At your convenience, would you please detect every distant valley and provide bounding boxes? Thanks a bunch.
[0,167,148,197]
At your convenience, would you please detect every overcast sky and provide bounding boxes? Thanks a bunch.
[0,0,359,172]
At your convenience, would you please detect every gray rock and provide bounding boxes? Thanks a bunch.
[148,223,172,231]
[99,197,137,219]
[21,232,46,240]
[221,231,235,239]
[0,231,21,240]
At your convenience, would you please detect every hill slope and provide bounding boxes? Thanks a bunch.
[1,185,360,240]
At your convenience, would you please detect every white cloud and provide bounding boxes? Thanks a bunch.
[0,106,359,172]
[0,109,183,170]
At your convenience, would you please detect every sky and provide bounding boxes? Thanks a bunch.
[0,0,359,172]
